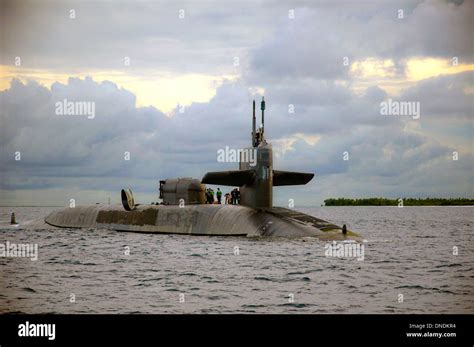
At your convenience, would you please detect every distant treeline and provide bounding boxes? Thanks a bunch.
[323,198,474,206]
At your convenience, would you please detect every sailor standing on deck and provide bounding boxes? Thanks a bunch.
[209,188,215,204]
[216,188,222,204]
[231,188,239,205]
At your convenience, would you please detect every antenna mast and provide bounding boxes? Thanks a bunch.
[252,100,256,147]
[261,97,265,137]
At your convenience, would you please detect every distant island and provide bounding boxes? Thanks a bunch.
[323,198,474,206]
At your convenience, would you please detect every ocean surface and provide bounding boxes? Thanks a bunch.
[0,206,473,314]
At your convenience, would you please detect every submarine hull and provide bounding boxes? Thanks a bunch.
[44,204,361,240]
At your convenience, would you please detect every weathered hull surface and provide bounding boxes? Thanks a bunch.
[44,204,361,240]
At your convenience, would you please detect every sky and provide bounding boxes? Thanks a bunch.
[0,0,473,206]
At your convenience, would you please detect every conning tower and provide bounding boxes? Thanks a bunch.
[202,98,314,209]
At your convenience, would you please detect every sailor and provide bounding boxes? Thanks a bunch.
[209,188,215,204]
[216,188,222,204]
[232,188,240,205]
[342,224,347,235]
[224,193,230,204]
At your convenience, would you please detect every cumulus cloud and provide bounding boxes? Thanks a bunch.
[0,0,275,73]
[398,71,474,120]
[248,0,473,83]
[3,1,471,75]
[1,69,472,206]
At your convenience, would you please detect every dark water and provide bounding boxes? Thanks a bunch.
[0,206,473,313]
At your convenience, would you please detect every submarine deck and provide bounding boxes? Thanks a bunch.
[44,204,361,240]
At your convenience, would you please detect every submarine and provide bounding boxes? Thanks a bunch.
[43,98,361,240]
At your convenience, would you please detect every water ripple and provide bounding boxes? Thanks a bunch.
[1,206,473,313]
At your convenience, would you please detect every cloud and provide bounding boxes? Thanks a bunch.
[1,67,472,206]
[0,0,274,73]
[399,71,473,121]
[248,0,473,83]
